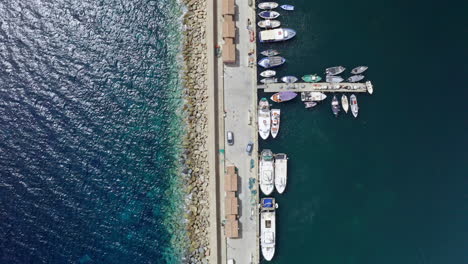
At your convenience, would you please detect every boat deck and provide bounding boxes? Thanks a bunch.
[258,81,373,93]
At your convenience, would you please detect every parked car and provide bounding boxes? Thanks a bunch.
[227,131,234,145]
[246,142,253,155]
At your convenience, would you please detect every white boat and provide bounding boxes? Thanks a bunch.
[351,66,368,74]
[260,70,276,78]
[258,10,280,19]
[304,101,317,108]
[258,20,281,29]
[280,4,294,10]
[326,75,344,83]
[300,92,327,102]
[261,198,276,261]
[341,94,349,113]
[274,153,287,194]
[271,109,280,138]
[259,150,275,195]
[281,76,298,83]
[347,75,364,83]
[258,98,271,140]
[259,28,296,43]
[258,2,279,9]
[350,94,358,118]
[331,95,340,117]
[325,66,346,76]
[260,78,278,84]
[366,81,373,94]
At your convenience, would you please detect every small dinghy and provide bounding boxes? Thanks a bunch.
[341,94,349,113]
[281,76,298,83]
[302,74,322,83]
[347,75,365,83]
[351,66,368,74]
[326,76,344,83]
[326,66,346,76]
[257,19,281,29]
[304,101,317,108]
[331,95,341,117]
[258,56,286,68]
[270,91,297,103]
[350,94,359,118]
[258,2,279,9]
[260,78,278,84]
[280,4,294,10]
[258,11,280,19]
[260,49,280,57]
[260,70,276,78]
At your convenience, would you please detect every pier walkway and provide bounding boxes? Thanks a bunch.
[258,81,373,93]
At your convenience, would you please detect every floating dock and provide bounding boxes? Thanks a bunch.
[258,81,373,94]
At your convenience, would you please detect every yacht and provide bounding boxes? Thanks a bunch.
[270,109,280,138]
[274,153,287,194]
[261,198,277,261]
[259,28,296,43]
[259,149,275,195]
[258,98,271,140]
[300,91,327,102]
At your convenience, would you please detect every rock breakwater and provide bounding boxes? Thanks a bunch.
[181,0,211,263]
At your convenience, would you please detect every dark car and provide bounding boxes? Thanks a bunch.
[246,142,253,155]
[227,131,234,145]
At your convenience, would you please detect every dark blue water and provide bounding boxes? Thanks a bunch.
[259,0,468,263]
[0,1,187,263]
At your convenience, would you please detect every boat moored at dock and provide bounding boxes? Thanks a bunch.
[347,75,365,83]
[350,94,359,118]
[260,150,275,195]
[258,2,279,9]
[351,66,368,74]
[258,20,281,29]
[304,101,317,108]
[326,66,346,76]
[260,70,276,78]
[260,78,278,84]
[258,56,286,68]
[302,74,322,83]
[270,91,297,103]
[258,10,280,19]
[280,4,294,11]
[341,94,349,113]
[301,91,327,101]
[326,75,344,83]
[260,49,280,57]
[281,76,298,83]
[274,153,287,194]
[366,81,373,94]
[271,109,280,138]
[259,28,296,43]
[331,95,341,117]
[260,198,277,261]
[258,98,271,139]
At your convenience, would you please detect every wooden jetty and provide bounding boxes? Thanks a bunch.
[258,81,374,94]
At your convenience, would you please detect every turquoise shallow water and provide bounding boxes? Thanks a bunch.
[259,0,467,263]
[0,0,188,263]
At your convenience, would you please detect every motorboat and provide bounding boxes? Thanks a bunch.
[260,70,276,78]
[366,81,373,94]
[271,109,280,138]
[259,150,275,195]
[280,4,294,10]
[260,49,280,57]
[270,91,297,103]
[325,66,346,76]
[304,101,317,108]
[259,28,296,43]
[274,153,287,194]
[258,98,271,139]
[301,74,322,83]
[326,76,344,83]
[258,20,281,29]
[350,94,358,118]
[258,56,286,68]
[351,66,368,74]
[281,76,298,83]
[260,78,278,84]
[331,95,341,117]
[341,94,349,113]
[258,2,279,9]
[258,11,280,19]
[260,198,277,261]
[347,75,364,83]
[301,92,327,101]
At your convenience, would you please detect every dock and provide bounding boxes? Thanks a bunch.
[258,81,373,94]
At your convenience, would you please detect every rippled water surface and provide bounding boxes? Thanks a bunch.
[0,1,187,263]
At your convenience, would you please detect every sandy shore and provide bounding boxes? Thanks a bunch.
[180,0,211,263]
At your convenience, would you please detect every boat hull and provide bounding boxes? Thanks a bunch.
[280,4,294,10]
[301,92,327,101]
[304,101,317,108]
[341,95,349,113]
[326,76,344,83]
[347,74,365,83]
[258,2,279,9]
[302,74,322,83]
[271,109,280,138]
[259,150,275,195]
[258,56,286,68]
[260,70,276,78]
[260,198,276,261]
[350,94,358,118]
[260,78,278,84]
[257,20,281,29]
[281,76,298,83]
[351,66,368,74]
[259,28,296,43]
[270,91,297,103]
[258,98,271,139]
[331,95,341,117]
[274,154,287,194]
[260,49,280,57]
[258,11,280,19]
[326,66,346,76]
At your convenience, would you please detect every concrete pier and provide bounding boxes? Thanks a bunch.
[258,81,373,93]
